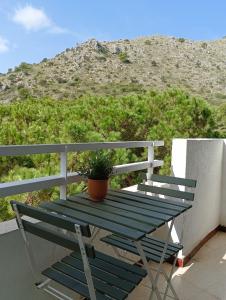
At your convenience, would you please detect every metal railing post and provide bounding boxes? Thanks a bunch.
[147,142,154,184]
[60,146,67,200]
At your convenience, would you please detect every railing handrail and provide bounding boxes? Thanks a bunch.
[0,141,164,156]
[0,140,164,198]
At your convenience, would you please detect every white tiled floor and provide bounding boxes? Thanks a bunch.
[128,232,226,300]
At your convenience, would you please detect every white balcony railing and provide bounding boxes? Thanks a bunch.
[0,141,164,199]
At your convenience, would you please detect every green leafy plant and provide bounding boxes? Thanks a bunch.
[80,150,113,180]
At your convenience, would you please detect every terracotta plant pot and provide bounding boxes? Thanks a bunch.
[88,178,108,201]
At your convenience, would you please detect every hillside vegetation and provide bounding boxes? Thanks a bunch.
[1,36,226,104]
[0,89,225,221]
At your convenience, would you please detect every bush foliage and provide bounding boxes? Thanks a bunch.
[0,89,224,221]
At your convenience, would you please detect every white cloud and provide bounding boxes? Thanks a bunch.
[0,36,9,53]
[12,5,66,33]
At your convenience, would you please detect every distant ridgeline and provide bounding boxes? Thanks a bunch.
[1,36,226,104]
[0,89,225,222]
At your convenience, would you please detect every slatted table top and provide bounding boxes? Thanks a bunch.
[41,189,192,241]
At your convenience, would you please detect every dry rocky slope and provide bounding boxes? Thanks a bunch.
[1,36,226,104]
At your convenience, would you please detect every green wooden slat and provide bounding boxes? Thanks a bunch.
[11,200,91,237]
[116,189,191,208]
[68,195,163,228]
[101,234,182,262]
[69,194,167,224]
[106,235,171,258]
[71,252,142,285]
[22,220,95,257]
[105,192,179,218]
[142,236,182,251]
[42,268,107,300]
[151,174,197,188]
[138,184,195,201]
[62,256,135,293]
[53,262,127,300]
[131,237,181,256]
[95,251,146,277]
[137,240,177,256]
[41,202,146,240]
[110,189,191,210]
[55,199,152,233]
[101,236,165,263]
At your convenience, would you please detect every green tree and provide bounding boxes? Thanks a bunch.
[0,89,222,221]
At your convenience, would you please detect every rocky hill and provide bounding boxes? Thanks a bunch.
[1,36,226,104]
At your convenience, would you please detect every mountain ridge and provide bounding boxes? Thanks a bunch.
[1,35,226,104]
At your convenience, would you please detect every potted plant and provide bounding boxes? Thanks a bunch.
[81,150,113,201]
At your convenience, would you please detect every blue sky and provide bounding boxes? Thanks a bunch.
[0,0,226,73]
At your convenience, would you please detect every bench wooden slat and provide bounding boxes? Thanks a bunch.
[138,184,195,201]
[101,234,182,263]
[22,220,95,257]
[71,252,142,285]
[151,174,197,188]
[11,200,90,237]
[62,256,135,292]
[95,251,146,277]
[53,262,127,300]
[42,268,107,300]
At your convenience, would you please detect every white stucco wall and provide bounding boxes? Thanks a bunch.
[172,139,224,258]
[220,139,226,226]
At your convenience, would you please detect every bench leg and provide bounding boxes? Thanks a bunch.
[162,255,179,300]
[148,219,179,300]
[134,240,162,300]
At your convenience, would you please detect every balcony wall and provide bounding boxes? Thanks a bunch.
[171,138,226,259]
[220,139,226,225]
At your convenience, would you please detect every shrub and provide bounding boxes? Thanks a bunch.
[96,56,107,62]
[118,52,130,63]
[15,62,32,72]
[201,42,208,49]
[57,78,67,84]
[177,38,186,43]
[144,40,152,45]
[18,87,31,99]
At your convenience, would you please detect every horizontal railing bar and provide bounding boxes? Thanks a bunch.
[0,160,163,197]
[0,144,65,156]
[113,161,150,175]
[0,141,164,156]
[152,160,164,168]
[67,172,84,184]
[152,141,164,147]
[0,175,64,198]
